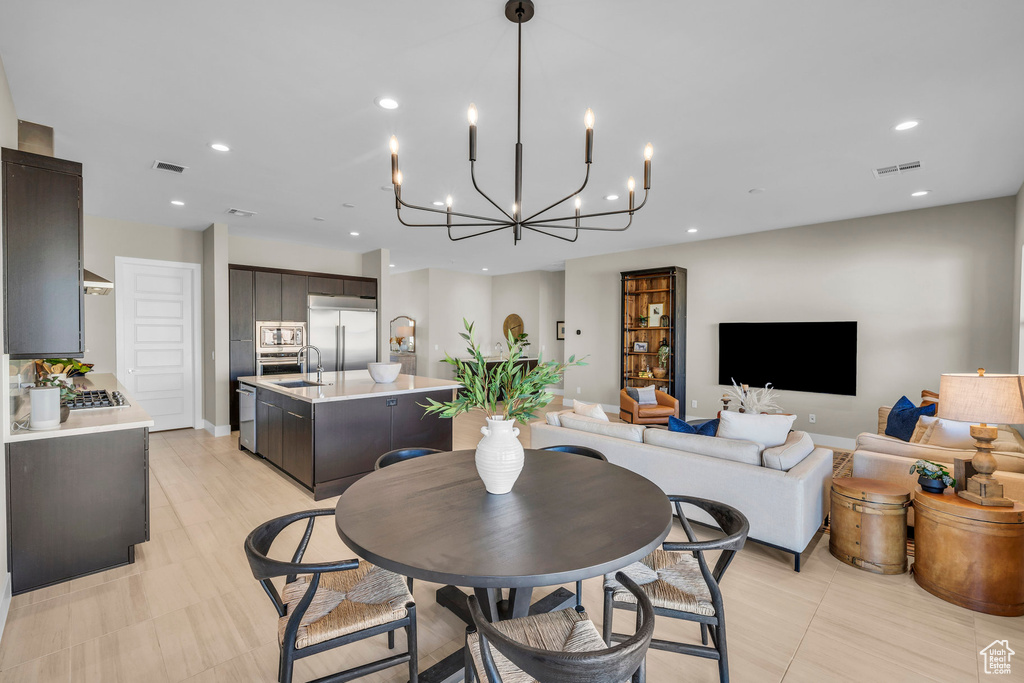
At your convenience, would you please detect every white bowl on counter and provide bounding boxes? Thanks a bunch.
[367,362,402,383]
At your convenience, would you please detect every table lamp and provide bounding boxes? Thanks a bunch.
[938,369,1024,507]
[396,325,414,351]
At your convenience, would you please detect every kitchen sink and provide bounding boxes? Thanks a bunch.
[271,380,323,389]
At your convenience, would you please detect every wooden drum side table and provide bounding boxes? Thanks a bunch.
[829,478,911,574]
[912,488,1024,616]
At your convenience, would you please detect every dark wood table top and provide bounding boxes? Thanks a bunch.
[335,449,672,588]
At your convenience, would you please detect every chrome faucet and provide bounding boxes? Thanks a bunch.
[298,345,323,384]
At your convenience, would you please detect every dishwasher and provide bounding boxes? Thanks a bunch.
[237,382,256,453]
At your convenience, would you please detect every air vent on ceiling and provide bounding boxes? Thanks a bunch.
[872,160,922,179]
[151,160,189,174]
[225,208,257,218]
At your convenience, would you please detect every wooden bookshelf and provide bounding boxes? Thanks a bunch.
[620,266,687,405]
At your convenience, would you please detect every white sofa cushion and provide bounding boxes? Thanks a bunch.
[917,415,973,449]
[573,400,608,421]
[644,429,761,466]
[762,431,815,471]
[855,431,1024,474]
[717,411,796,448]
[545,409,574,427]
[559,413,645,443]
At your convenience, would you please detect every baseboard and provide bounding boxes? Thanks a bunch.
[807,432,856,451]
[549,388,564,396]
[203,421,231,438]
[0,572,11,645]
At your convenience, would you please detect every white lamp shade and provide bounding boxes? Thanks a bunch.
[396,325,414,337]
[937,373,1024,425]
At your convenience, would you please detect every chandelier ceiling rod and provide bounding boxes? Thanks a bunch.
[388,0,652,245]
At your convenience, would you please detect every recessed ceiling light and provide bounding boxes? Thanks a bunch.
[170,200,185,206]
[748,188,765,194]
[894,120,919,131]
[210,142,230,152]
[687,228,698,233]
[482,267,489,271]
[342,203,356,208]
[313,216,325,221]
[389,264,396,268]
[911,190,930,197]
[432,201,445,206]
[350,231,360,236]
[604,194,619,201]
[375,97,399,110]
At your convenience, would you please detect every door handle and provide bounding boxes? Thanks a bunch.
[236,389,254,396]
[127,368,136,374]
[339,325,345,371]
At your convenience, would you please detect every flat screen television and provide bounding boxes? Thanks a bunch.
[718,321,857,396]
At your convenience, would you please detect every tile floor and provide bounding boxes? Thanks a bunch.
[1,407,1022,682]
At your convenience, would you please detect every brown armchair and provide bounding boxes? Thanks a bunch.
[620,388,679,425]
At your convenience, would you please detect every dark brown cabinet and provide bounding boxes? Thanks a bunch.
[229,268,254,340]
[283,406,313,487]
[256,387,313,487]
[308,276,345,296]
[256,389,284,468]
[281,273,308,322]
[254,271,283,321]
[6,428,148,594]
[2,148,84,358]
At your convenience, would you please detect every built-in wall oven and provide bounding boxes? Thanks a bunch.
[255,321,307,377]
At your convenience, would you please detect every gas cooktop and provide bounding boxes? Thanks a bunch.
[63,389,129,411]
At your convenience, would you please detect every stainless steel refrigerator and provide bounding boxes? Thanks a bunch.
[308,295,378,372]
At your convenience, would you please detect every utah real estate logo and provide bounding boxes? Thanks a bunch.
[980,640,1014,675]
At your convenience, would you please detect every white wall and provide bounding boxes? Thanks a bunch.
[390,269,430,372]
[83,216,204,374]
[362,249,390,363]
[426,269,493,379]
[1013,181,1024,372]
[563,197,1017,439]
[0,50,18,640]
[228,234,362,275]
[202,224,229,432]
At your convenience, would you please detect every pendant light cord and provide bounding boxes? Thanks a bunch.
[516,18,522,145]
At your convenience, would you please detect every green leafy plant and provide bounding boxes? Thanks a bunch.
[421,319,586,424]
[657,343,670,368]
[910,459,956,488]
[37,376,80,403]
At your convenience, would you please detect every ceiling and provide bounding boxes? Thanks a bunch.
[2,0,1023,275]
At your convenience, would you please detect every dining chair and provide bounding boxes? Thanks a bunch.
[465,571,655,683]
[541,444,608,610]
[540,444,608,461]
[244,509,418,683]
[602,496,749,683]
[375,447,442,470]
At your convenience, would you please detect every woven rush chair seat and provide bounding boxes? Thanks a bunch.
[605,549,715,617]
[280,561,413,649]
[467,609,608,683]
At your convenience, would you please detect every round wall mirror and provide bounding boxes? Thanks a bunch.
[390,316,416,353]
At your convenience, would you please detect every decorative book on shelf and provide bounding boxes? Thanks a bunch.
[620,266,687,405]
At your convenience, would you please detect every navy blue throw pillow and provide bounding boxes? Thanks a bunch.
[884,396,936,442]
[669,416,719,437]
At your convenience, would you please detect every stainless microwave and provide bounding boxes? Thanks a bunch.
[256,321,306,354]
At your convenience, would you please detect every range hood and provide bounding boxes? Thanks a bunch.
[83,269,113,296]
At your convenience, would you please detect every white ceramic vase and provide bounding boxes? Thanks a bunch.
[475,417,525,494]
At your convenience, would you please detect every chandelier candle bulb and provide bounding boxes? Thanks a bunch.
[468,104,478,161]
[644,143,653,189]
[628,176,636,211]
[389,135,399,182]
[574,196,581,228]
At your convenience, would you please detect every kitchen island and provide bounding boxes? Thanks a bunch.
[6,373,154,594]
[238,370,459,499]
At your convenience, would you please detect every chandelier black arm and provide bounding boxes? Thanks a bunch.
[448,224,515,241]
[521,165,590,223]
[395,192,511,224]
[521,225,580,242]
[523,190,649,224]
[525,212,633,233]
[471,161,514,221]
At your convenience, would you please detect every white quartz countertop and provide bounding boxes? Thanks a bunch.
[7,373,155,442]
[237,370,461,403]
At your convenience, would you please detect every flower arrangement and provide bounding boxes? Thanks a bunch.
[910,459,956,488]
[421,319,585,424]
[723,378,782,414]
[389,336,406,351]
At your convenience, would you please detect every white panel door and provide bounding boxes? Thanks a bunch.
[116,258,199,431]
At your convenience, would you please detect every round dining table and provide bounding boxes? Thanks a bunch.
[335,448,671,616]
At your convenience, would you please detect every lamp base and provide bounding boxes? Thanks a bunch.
[958,424,1015,507]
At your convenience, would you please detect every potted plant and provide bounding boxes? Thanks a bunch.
[637,315,648,328]
[36,376,80,423]
[910,459,956,493]
[653,341,670,379]
[422,319,585,494]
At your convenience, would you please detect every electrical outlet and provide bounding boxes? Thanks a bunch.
[576,387,582,394]
[691,399,698,408]
[809,414,816,424]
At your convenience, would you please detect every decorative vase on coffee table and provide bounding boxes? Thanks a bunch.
[475,417,524,494]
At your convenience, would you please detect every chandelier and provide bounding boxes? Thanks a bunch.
[388,0,653,245]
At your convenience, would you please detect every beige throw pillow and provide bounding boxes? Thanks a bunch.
[918,416,974,450]
[717,411,796,449]
[573,399,609,421]
[762,431,815,471]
